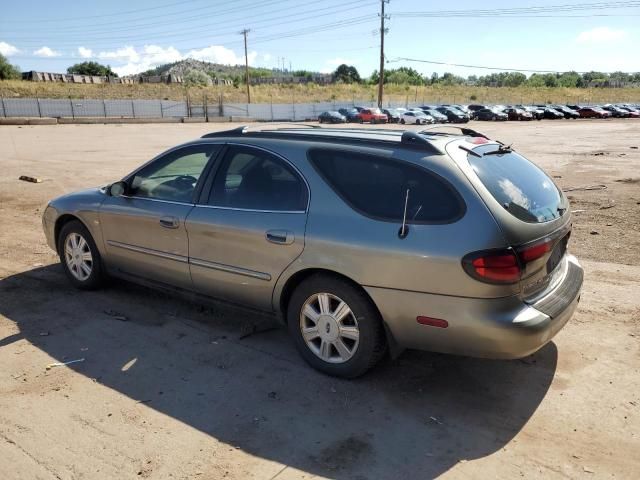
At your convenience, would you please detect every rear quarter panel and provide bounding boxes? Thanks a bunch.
[263,140,519,306]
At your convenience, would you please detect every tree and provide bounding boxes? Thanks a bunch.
[526,74,546,88]
[183,69,212,87]
[0,53,21,80]
[67,61,118,77]
[558,71,580,88]
[332,64,361,84]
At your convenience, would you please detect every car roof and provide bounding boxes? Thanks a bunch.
[198,125,491,156]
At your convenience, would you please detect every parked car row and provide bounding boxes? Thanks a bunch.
[467,103,640,121]
[320,105,472,125]
[318,102,640,125]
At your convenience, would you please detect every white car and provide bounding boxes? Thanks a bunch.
[400,110,434,125]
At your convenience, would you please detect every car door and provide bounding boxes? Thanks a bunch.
[99,143,221,289]
[186,144,308,311]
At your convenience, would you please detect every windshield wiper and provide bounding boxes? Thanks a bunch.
[483,144,513,156]
[458,145,482,157]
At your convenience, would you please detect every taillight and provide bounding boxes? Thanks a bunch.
[463,237,560,284]
[462,249,521,284]
[519,240,551,262]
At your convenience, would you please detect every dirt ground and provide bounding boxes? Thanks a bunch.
[0,120,639,480]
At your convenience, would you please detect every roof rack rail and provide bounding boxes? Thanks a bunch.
[419,125,489,139]
[199,125,445,154]
[201,123,319,138]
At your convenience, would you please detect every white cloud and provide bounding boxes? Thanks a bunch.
[576,27,627,44]
[0,41,19,56]
[108,45,182,76]
[98,46,139,63]
[320,57,356,74]
[186,45,256,66]
[262,53,272,62]
[78,46,93,58]
[33,46,61,57]
[101,44,255,76]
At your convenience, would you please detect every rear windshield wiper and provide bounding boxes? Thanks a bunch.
[458,145,482,157]
[483,144,513,156]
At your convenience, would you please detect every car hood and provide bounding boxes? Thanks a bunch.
[48,187,106,211]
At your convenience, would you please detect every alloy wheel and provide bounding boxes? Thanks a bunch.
[64,232,93,281]
[299,292,360,364]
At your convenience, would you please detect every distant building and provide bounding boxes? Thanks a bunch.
[21,71,187,85]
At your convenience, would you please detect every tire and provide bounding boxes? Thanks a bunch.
[57,220,105,290]
[287,274,387,378]
[400,118,405,124]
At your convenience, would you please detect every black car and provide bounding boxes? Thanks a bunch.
[602,105,629,118]
[475,108,508,121]
[318,111,347,124]
[552,106,579,119]
[538,107,564,120]
[382,108,401,123]
[436,106,469,123]
[338,108,362,122]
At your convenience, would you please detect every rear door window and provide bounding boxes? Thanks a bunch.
[308,149,465,224]
[467,144,565,223]
[209,146,307,211]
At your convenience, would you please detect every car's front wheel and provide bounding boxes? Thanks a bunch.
[57,220,105,290]
[287,274,386,378]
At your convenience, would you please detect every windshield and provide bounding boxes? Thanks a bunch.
[468,144,565,223]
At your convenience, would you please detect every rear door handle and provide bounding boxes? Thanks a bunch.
[266,230,294,245]
[159,216,179,229]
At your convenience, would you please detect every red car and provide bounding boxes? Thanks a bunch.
[358,108,388,124]
[578,107,611,118]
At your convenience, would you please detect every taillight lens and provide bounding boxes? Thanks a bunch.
[463,249,521,284]
[519,240,551,263]
[463,237,561,284]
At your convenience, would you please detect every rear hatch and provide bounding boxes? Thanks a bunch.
[445,138,572,300]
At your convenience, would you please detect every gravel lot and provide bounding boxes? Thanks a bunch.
[1,121,639,480]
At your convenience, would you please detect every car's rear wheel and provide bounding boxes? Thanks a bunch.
[57,220,105,290]
[287,274,386,378]
[400,118,405,124]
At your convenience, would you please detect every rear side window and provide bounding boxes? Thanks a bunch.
[308,149,465,224]
[209,146,307,211]
[468,144,565,223]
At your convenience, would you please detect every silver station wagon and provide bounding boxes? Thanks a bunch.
[43,126,583,377]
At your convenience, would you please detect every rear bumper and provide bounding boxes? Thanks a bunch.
[365,255,583,359]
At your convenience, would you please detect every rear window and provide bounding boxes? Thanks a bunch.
[308,149,465,224]
[468,144,565,223]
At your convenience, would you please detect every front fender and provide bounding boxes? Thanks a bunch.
[43,188,108,256]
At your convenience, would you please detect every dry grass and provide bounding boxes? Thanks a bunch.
[1,79,639,105]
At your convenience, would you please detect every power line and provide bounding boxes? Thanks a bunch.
[389,56,638,74]
[0,0,301,36]
[0,0,212,23]
[392,0,640,18]
[4,0,375,45]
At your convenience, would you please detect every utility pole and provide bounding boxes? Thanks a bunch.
[377,0,389,108]
[240,29,251,103]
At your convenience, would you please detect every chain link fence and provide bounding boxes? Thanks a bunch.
[1,96,618,121]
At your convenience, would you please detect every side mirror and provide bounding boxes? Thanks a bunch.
[108,181,128,197]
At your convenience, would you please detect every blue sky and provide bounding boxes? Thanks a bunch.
[1,0,638,77]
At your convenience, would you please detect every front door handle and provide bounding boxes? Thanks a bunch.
[266,230,294,245]
[159,216,179,229]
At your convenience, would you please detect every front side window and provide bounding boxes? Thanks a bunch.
[130,144,219,203]
[308,149,465,224]
[209,146,307,211]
